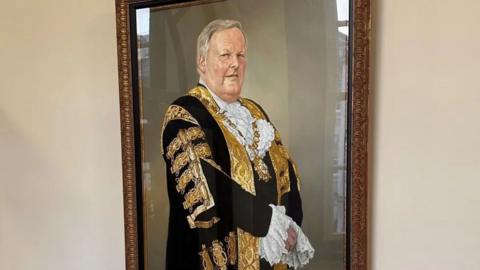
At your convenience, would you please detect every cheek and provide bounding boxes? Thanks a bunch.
[212,64,227,78]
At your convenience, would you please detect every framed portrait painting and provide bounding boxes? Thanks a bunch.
[115,0,370,269]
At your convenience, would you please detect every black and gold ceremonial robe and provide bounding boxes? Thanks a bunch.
[161,85,302,270]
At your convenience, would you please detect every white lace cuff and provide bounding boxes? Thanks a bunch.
[259,204,291,265]
[280,221,315,269]
[259,204,315,269]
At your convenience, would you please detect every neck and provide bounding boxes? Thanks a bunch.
[198,78,239,106]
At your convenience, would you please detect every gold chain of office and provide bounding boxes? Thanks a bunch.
[220,114,271,182]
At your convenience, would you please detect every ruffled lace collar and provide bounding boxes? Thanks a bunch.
[198,79,275,159]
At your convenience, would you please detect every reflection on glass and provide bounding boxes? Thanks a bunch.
[136,0,349,269]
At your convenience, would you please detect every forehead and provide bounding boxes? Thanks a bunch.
[209,28,246,52]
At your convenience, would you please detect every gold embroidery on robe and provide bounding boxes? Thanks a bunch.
[176,166,194,194]
[183,186,203,211]
[184,153,215,228]
[166,126,206,160]
[188,86,256,195]
[241,99,292,203]
[211,240,228,270]
[160,105,199,155]
[166,128,215,229]
[171,151,190,175]
[239,98,264,120]
[225,231,237,265]
[269,142,291,204]
[273,129,301,191]
[193,143,212,160]
[273,264,288,270]
[171,143,212,175]
[185,126,206,141]
[193,216,220,229]
[166,137,183,160]
[237,228,260,270]
[199,245,214,270]
[202,157,223,172]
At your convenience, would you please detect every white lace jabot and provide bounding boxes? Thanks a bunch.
[199,79,275,159]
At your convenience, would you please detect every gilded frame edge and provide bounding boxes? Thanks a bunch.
[114,0,371,269]
[349,0,371,269]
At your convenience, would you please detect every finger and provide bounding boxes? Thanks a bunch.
[287,229,294,237]
[292,231,297,242]
[288,235,295,247]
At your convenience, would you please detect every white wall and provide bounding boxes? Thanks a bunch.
[0,1,125,270]
[370,0,480,269]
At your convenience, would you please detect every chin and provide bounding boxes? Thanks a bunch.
[222,88,241,102]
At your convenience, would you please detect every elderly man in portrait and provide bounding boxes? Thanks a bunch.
[161,19,314,270]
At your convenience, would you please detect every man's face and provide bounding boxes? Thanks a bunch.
[198,27,246,103]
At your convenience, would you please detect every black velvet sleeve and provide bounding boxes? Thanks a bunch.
[282,161,303,226]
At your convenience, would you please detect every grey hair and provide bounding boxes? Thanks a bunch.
[196,19,247,62]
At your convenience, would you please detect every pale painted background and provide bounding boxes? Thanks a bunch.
[1,1,480,270]
[138,1,346,269]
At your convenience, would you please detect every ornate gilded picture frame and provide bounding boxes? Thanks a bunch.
[115,0,370,269]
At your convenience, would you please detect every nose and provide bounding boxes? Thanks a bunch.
[230,55,239,69]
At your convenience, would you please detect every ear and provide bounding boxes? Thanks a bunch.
[197,55,206,75]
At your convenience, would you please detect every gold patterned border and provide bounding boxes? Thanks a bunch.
[115,0,371,269]
[115,1,146,270]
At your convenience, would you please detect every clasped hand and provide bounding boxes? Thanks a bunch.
[284,226,298,251]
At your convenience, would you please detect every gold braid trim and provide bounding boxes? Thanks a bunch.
[176,165,194,194]
[181,143,214,212]
[185,126,206,141]
[237,228,260,270]
[166,137,182,160]
[171,142,212,175]
[171,151,189,175]
[193,216,220,229]
[269,141,291,204]
[199,237,237,270]
[183,186,203,211]
[193,143,212,159]
[160,105,199,155]
[239,98,264,120]
[167,127,215,229]
[241,99,292,203]
[188,86,256,195]
[211,241,228,270]
[276,134,301,191]
[168,127,207,159]
[202,158,223,172]
[225,231,237,265]
[199,245,214,270]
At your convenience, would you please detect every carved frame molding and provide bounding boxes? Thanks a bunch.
[114,0,371,269]
[349,0,370,269]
